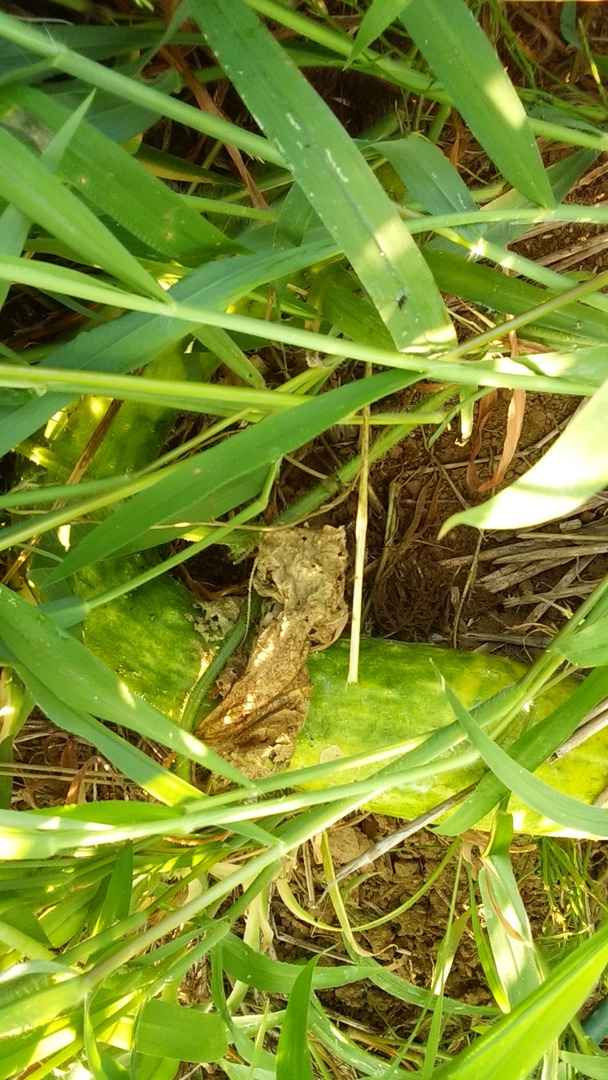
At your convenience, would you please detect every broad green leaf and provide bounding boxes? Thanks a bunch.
[400,0,553,207]
[0,84,239,261]
[136,1000,227,1062]
[441,679,608,838]
[440,378,608,536]
[47,368,416,579]
[377,135,478,234]
[432,919,608,1080]
[347,0,414,64]
[193,0,456,351]
[276,955,319,1080]
[0,126,165,300]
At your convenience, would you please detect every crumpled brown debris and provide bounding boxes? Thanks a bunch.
[197,526,348,773]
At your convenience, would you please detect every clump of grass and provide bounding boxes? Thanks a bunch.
[2,1,608,1076]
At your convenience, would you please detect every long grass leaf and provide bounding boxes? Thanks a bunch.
[424,249,608,344]
[276,955,318,1080]
[0,11,281,165]
[439,666,608,835]
[348,0,415,64]
[7,661,201,806]
[0,238,336,456]
[478,815,543,1011]
[400,0,553,206]
[193,0,455,350]
[0,85,239,261]
[377,134,478,231]
[441,679,608,839]
[0,359,307,415]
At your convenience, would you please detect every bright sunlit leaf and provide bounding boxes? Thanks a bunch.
[440,378,608,536]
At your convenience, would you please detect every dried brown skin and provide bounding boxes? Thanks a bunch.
[197,527,348,772]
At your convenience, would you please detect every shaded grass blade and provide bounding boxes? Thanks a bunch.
[348,0,415,64]
[0,84,239,261]
[377,134,478,236]
[0,126,165,301]
[0,11,281,165]
[48,368,417,579]
[0,237,336,456]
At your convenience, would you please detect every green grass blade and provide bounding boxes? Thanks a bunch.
[440,377,608,536]
[560,1052,608,1079]
[432,919,608,1080]
[0,126,166,300]
[440,666,608,835]
[0,968,87,1040]
[478,815,544,1011]
[84,996,131,1080]
[0,237,336,456]
[424,249,608,345]
[47,369,414,579]
[440,678,608,839]
[377,134,478,230]
[221,934,493,1017]
[193,0,455,350]
[0,358,306,415]
[0,84,239,261]
[91,844,133,935]
[7,663,200,806]
[276,955,318,1080]
[400,0,553,206]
